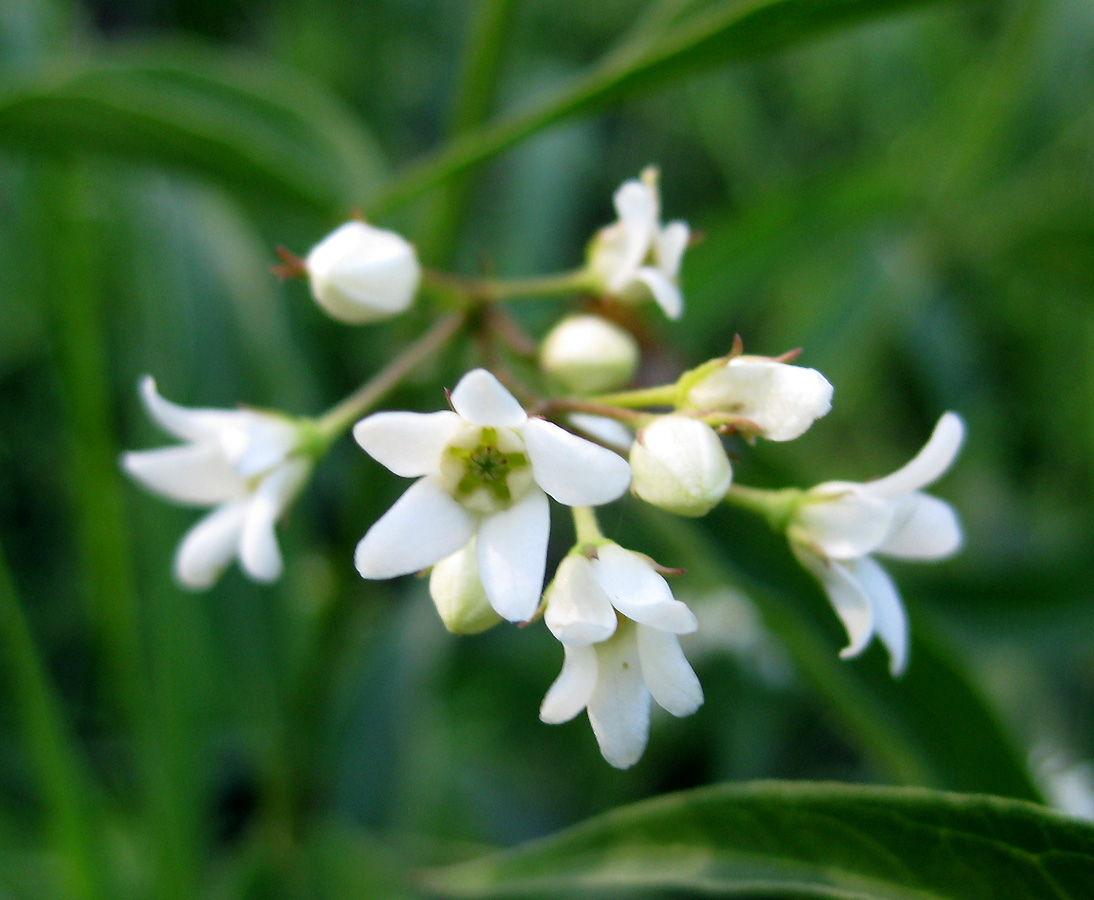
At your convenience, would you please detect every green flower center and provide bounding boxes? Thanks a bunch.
[439,426,534,514]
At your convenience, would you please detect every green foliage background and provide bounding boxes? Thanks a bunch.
[1,0,1092,896]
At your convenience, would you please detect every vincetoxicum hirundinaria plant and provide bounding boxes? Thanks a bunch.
[123,167,964,768]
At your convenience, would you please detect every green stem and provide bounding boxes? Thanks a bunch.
[724,484,802,532]
[314,310,468,444]
[588,383,677,409]
[421,266,593,306]
[571,506,604,545]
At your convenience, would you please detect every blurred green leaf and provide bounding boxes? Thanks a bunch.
[0,43,388,215]
[371,0,957,213]
[422,781,1094,899]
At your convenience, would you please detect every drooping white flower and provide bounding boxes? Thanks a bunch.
[540,544,702,768]
[787,412,965,675]
[305,221,421,324]
[121,377,311,590]
[539,314,640,394]
[587,167,690,320]
[353,369,632,623]
[538,544,700,769]
[629,415,732,517]
[679,355,833,441]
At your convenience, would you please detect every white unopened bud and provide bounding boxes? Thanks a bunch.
[629,415,732,517]
[305,221,421,324]
[540,315,640,394]
[679,355,832,441]
[428,540,502,635]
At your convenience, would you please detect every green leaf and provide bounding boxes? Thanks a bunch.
[0,42,387,215]
[422,781,1094,899]
[371,0,958,213]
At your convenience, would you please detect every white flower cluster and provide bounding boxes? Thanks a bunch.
[121,168,966,768]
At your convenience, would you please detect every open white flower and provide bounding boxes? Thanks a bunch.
[305,220,421,324]
[121,377,310,590]
[680,355,833,441]
[787,412,965,675]
[353,369,632,623]
[588,167,690,320]
[540,615,702,768]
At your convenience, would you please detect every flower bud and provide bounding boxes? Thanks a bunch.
[677,355,832,441]
[305,221,421,324]
[540,315,639,394]
[629,415,732,517]
[428,540,502,635]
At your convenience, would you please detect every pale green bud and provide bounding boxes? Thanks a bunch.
[428,540,502,635]
[540,315,640,394]
[629,415,732,517]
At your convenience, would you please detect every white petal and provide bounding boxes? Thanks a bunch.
[592,545,697,634]
[173,501,248,590]
[634,267,683,320]
[567,414,634,454]
[540,644,598,724]
[849,557,908,676]
[878,493,963,560]
[449,369,527,428]
[475,488,549,622]
[139,376,240,443]
[867,412,965,498]
[586,623,651,769]
[636,626,703,716]
[792,484,895,559]
[544,555,618,646]
[523,418,631,506]
[656,221,690,277]
[353,410,462,477]
[609,179,657,290]
[355,476,476,579]
[122,444,245,506]
[238,460,310,583]
[794,546,874,660]
[229,415,299,478]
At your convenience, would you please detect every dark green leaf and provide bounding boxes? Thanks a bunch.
[0,43,387,215]
[422,781,1094,899]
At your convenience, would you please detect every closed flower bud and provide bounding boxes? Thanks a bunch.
[428,539,502,635]
[678,355,832,441]
[540,315,639,394]
[629,415,732,516]
[305,221,421,324]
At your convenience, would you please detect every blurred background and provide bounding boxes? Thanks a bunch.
[1,0,1092,896]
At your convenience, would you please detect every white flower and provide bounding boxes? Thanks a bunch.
[539,546,702,769]
[539,314,639,394]
[353,369,632,623]
[629,415,732,517]
[305,221,421,324]
[787,412,965,675]
[680,355,833,441]
[588,167,690,320]
[121,377,310,590]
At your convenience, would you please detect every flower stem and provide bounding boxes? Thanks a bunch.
[724,484,802,532]
[587,383,677,409]
[314,310,468,445]
[421,266,593,306]
[571,506,604,545]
